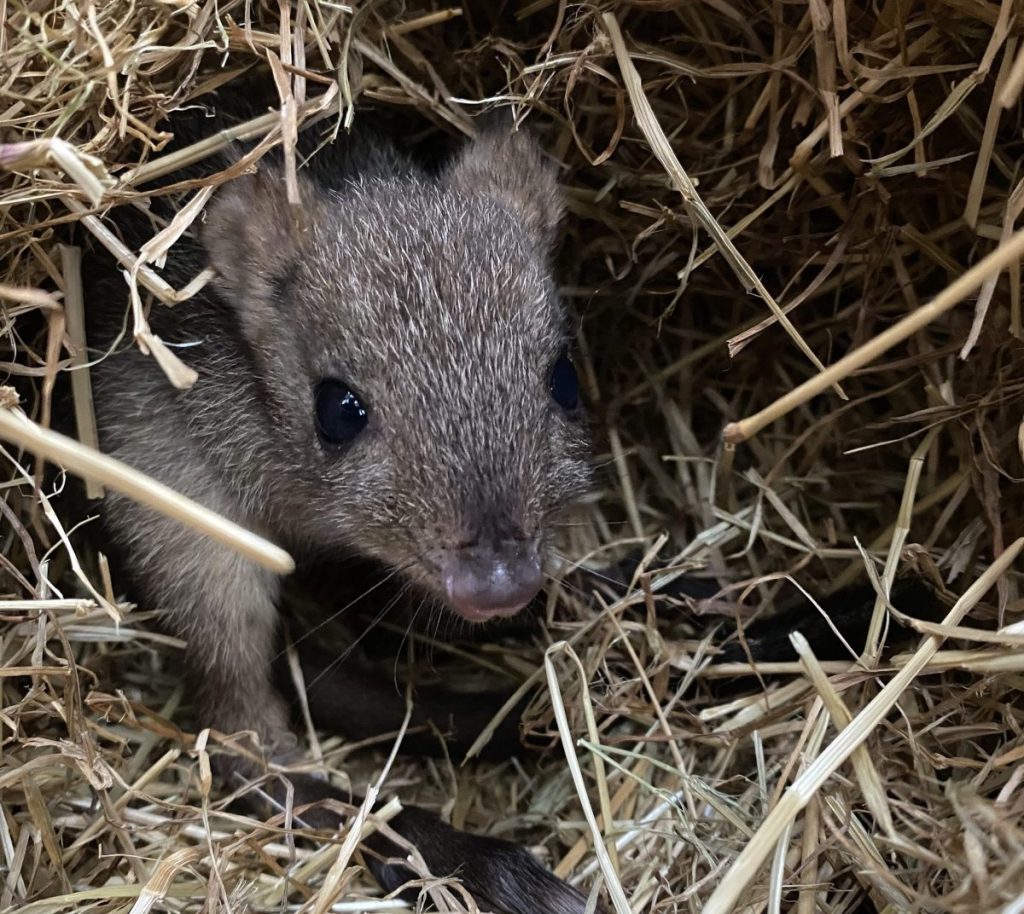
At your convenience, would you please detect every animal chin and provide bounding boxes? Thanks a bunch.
[449,600,531,624]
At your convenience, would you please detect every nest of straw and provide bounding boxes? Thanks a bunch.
[3,1,1024,912]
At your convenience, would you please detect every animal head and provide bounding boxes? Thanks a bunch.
[203,126,592,622]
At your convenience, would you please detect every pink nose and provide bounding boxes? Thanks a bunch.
[441,542,544,623]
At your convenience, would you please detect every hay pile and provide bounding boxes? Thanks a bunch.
[3,1,1024,912]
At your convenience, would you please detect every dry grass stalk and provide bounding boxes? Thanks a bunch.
[861,428,938,665]
[792,633,895,836]
[0,405,293,574]
[57,245,102,500]
[546,642,630,913]
[724,226,1024,444]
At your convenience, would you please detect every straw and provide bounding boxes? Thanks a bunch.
[4,3,1024,911]
[0,405,293,575]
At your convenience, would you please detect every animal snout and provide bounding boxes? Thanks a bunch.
[440,540,543,623]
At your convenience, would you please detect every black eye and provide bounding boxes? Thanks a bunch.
[315,380,368,444]
[549,352,579,412]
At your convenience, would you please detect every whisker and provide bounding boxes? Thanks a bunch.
[303,582,411,694]
[276,561,415,660]
[426,601,443,669]
[394,596,426,691]
[548,550,633,589]
[545,520,633,528]
[542,573,598,604]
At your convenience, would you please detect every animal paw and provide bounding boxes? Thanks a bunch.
[368,806,593,914]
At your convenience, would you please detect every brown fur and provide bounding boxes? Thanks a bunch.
[85,119,593,913]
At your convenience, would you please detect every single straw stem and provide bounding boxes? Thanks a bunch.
[59,245,104,500]
[0,408,294,575]
[723,227,1024,444]
[545,642,631,914]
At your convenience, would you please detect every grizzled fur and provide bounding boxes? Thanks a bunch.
[85,120,593,913]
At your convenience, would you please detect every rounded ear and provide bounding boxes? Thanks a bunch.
[445,124,564,251]
[202,167,320,306]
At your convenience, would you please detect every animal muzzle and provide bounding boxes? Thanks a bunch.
[440,539,544,623]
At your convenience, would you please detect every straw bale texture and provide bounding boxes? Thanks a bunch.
[2,2,1024,912]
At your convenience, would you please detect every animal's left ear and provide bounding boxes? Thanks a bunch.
[445,124,564,251]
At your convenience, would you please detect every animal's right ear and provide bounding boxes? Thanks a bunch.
[202,167,320,310]
[445,124,564,252]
